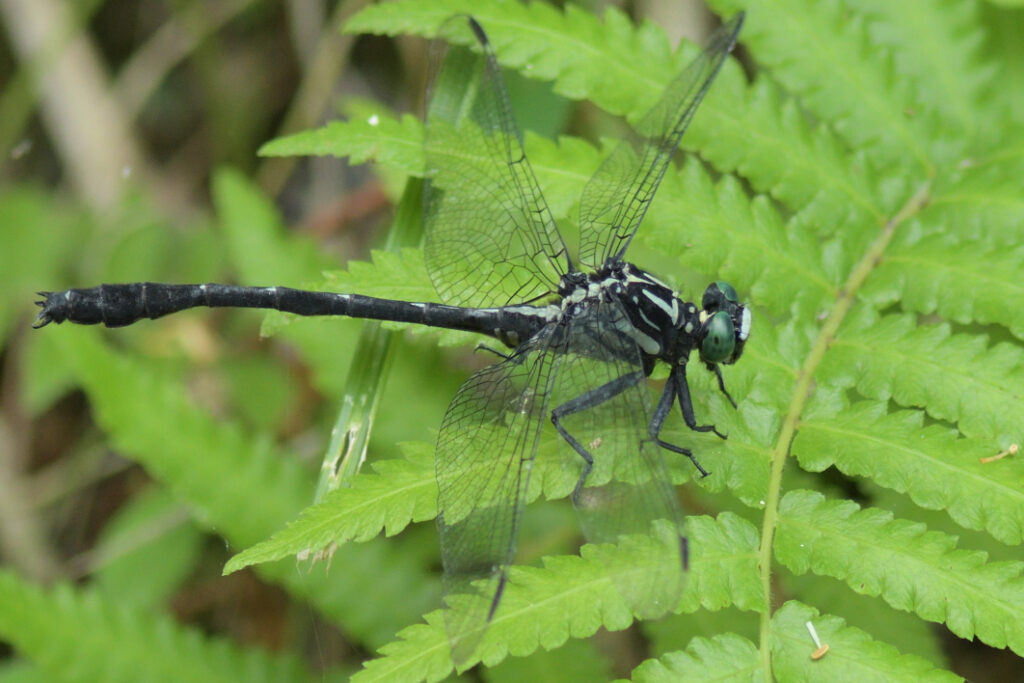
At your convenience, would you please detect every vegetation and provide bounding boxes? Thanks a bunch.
[1,0,1022,681]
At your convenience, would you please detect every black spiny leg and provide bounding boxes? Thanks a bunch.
[675,365,727,439]
[709,363,737,408]
[551,371,645,502]
[476,343,513,360]
[649,375,709,477]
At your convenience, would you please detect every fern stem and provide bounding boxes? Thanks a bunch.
[755,181,931,679]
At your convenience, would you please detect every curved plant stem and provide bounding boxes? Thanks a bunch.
[756,181,932,680]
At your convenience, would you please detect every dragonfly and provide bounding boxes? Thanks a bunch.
[35,13,748,665]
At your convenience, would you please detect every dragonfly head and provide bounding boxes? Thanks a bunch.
[696,281,751,365]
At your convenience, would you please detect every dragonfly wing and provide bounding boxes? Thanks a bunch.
[550,299,687,618]
[425,17,570,308]
[435,326,557,664]
[578,13,743,269]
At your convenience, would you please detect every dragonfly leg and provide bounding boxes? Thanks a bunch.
[675,365,727,439]
[475,343,513,360]
[710,363,737,408]
[649,375,710,477]
[550,371,645,503]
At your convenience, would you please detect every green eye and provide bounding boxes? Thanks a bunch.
[701,311,736,363]
[716,281,738,303]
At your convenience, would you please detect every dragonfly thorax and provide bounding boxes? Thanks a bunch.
[553,262,686,362]
[554,262,751,370]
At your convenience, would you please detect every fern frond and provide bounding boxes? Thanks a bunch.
[23,0,1024,677]
[927,156,1024,247]
[776,491,1024,655]
[260,112,424,176]
[346,1,684,121]
[770,602,962,682]
[795,401,1024,545]
[347,0,890,235]
[630,633,760,681]
[225,444,437,573]
[709,0,940,173]
[260,111,604,225]
[686,74,886,227]
[353,513,762,681]
[821,310,1024,445]
[209,168,375,398]
[856,1,994,137]
[485,638,613,681]
[779,565,951,668]
[865,231,1024,340]
[0,570,312,682]
[644,159,835,316]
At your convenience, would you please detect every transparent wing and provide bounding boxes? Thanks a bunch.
[578,13,744,269]
[550,299,687,617]
[435,326,557,664]
[424,17,570,308]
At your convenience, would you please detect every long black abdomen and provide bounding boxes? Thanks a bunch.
[36,284,337,327]
[34,283,552,343]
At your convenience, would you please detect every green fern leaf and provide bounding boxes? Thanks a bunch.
[770,602,961,682]
[0,570,312,682]
[353,513,762,680]
[822,309,1024,445]
[225,417,766,577]
[779,566,951,668]
[260,112,424,175]
[630,632,760,681]
[928,156,1024,247]
[856,1,994,137]
[225,444,437,573]
[795,401,1024,545]
[209,167,371,399]
[709,0,943,173]
[348,0,893,239]
[260,105,800,321]
[776,491,1024,655]
[346,1,683,120]
[864,231,1024,339]
[687,74,886,228]
[259,110,606,225]
[485,638,613,681]
[643,159,835,315]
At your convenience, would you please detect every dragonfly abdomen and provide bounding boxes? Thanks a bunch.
[34,282,558,344]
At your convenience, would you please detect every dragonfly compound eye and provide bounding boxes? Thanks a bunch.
[701,311,736,363]
[715,280,738,303]
[702,280,737,312]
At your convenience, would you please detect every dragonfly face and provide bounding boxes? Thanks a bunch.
[697,280,752,366]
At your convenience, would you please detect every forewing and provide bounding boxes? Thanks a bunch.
[435,327,557,664]
[550,299,687,618]
[424,17,569,308]
[577,13,743,269]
